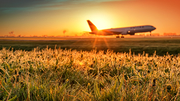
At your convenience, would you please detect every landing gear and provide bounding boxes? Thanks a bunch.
[150,31,151,36]
[121,36,124,38]
[116,35,124,38]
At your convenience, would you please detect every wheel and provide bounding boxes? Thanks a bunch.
[116,36,120,38]
[121,36,124,38]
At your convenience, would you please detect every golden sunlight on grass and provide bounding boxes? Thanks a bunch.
[1,47,180,100]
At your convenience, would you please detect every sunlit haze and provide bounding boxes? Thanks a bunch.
[0,0,180,36]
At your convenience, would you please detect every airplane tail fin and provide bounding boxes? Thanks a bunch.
[87,20,98,32]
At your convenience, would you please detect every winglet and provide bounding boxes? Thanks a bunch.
[87,20,98,32]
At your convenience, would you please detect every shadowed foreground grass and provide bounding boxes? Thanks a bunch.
[0,47,180,100]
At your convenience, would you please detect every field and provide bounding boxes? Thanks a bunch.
[1,37,180,56]
[1,37,180,100]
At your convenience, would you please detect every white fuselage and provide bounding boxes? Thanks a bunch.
[90,25,156,35]
[87,20,156,36]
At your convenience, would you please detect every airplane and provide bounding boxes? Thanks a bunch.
[87,20,156,38]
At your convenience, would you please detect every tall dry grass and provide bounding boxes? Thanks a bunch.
[0,47,180,100]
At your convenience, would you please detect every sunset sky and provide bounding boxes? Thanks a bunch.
[0,0,180,36]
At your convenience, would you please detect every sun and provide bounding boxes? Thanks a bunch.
[85,12,113,30]
[76,10,120,33]
[91,19,110,30]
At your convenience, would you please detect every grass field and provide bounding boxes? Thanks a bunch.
[1,37,180,56]
[1,37,180,100]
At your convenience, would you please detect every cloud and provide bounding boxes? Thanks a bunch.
[0,0,52,14]
[0,0,124,13]
[0,0,116,8]
[0,0,52,8]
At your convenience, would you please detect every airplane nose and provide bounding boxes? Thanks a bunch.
[153,27,156,30]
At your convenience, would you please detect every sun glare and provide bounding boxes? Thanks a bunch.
[85,12,113,30]
[90,19,111,30]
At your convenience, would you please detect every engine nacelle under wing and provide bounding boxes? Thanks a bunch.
[125,30,135,35]
[120,30,135,35]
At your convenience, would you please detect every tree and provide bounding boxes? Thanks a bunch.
[63,30,67,36]
[9,31,15,37]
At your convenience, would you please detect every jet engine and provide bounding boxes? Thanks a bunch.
[127,31,135,35]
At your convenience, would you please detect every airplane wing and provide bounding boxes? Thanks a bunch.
[101,30,116,35]
[102,29,124,35]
